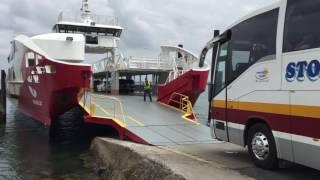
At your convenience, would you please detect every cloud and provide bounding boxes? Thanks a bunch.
[0,0,278,70]
[108,0,278,57]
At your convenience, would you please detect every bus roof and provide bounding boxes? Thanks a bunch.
[225,1,281,32]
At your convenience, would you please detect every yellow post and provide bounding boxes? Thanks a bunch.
[180,95,182,110]
[90,98,96,116]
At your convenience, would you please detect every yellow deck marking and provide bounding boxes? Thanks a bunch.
[93,102,126,128]
[127,115,145,126]
[94,102,112,116]
[94,102,143,127]
[95,102,144,127]
[160,147,225,169]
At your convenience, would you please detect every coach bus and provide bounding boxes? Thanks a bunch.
[199,0,320,170]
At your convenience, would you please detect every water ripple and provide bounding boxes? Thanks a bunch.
[0,98,101,179]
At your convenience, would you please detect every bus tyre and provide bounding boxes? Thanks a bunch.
[247,123,278,169]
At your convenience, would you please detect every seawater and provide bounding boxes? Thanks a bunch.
[0,98,109,180]
[0,91,210,179]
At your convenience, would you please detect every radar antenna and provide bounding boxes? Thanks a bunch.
[81,0,90,13]
[80,0,93,24]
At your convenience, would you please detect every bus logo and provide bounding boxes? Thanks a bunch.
[286,60,320,82]
[256,68,269,82]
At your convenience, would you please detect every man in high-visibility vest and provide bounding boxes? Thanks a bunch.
[144,77,152,102]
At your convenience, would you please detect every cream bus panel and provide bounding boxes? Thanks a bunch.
[213,89,227,142]
[282,49,320,90]
[290,91,320,170]
[235,90,292,161]
[227,60,281,100]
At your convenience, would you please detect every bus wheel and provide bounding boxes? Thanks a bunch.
[247,123,278,169]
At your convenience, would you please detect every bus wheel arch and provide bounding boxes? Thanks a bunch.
[244,118,278,169]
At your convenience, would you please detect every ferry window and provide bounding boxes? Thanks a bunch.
[8,67,16,81]
[9,42,16,62]
[8,68,11,80]
[12,68,16,81]
[45,65,56,74]
[86,36,98,44]
[36,55,43,65]
[228,9,278,82]
[26,52,35,67]
[283,1,320,52]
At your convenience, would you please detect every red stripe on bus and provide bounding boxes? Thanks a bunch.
[213,107,320,139]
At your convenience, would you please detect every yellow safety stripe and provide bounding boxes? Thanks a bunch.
[212,100,320,119]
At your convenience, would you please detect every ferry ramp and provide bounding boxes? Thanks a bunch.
[78,91,216,145]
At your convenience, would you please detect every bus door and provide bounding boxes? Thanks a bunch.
[212,42,229,141]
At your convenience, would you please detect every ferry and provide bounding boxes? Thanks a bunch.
[7,0,209,127]
[7,0,122,127]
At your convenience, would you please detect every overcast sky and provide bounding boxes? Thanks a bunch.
[0,0,278,69]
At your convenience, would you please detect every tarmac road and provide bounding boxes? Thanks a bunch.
[167,142,320,180]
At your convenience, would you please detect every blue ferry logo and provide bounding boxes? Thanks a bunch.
[286,60,320,82]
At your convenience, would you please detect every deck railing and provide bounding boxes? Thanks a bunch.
[165,70,189,84]
[127,57,171,70]
[58,11,120,26]
[78,89,126,127]
[167,92,197,122]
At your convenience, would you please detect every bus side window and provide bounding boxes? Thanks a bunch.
[283,1,320,52]
[227,8,278,82]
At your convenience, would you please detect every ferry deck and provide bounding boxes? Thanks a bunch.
[79,91,217,145]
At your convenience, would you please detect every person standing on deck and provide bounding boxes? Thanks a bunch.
[143,77,152,102]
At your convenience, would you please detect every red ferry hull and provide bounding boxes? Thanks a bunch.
[18,48,91,127]
[157,69,209,108]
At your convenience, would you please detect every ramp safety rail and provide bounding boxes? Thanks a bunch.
[78,89,127,127]
[167,92,198,122]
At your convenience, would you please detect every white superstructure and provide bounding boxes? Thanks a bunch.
[92,45,208,81]
[31,33,85,63]
[53,0,123,54]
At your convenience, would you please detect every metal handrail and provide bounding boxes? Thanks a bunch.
[167,92,196,121]
[78,89,126,127]
[165,70,189,84]
[58,11,120,26]
[127,57,171,70]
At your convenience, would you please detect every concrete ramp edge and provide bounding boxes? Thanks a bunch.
[91,138,185,180]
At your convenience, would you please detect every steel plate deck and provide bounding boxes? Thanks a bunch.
[82,94,217,145]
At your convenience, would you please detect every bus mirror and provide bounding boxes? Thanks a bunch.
[220,30,232,43]
[198,29,231,68]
